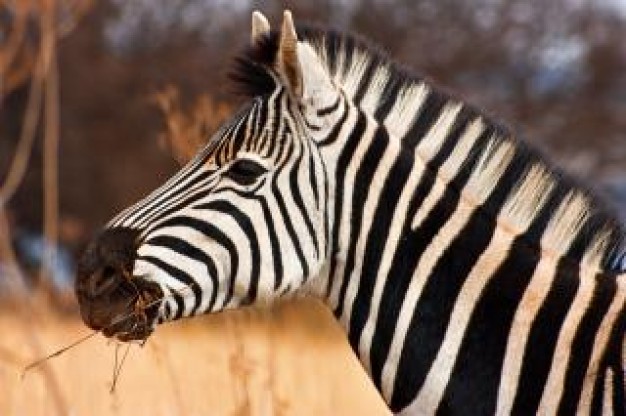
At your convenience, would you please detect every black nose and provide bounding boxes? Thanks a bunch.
[76,227,140,300]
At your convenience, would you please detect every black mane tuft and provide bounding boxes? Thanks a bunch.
[228,31,280,97]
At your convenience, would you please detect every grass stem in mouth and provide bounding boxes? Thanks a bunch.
[21,330,99,378]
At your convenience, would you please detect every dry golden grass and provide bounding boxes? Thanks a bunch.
[0,298,390,416]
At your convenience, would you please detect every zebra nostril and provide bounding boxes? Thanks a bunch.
[87,265,121,297]
[77,226,141,300]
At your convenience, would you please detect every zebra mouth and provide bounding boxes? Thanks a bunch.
[103,280,163,342]
[77,274,163,342]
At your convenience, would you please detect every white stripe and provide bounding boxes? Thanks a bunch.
[495,256,558,415]
[340,135,400,330]
[382,83,429,140]
[358,118,483,375]
[357,161,426,373]
[338,50,370,98]
[136,173,218,230]
[404,226,513,414]
[415,103,462,162]
[603,368,614,416]
[537,269,598,414]
[381,190,477,401]
[360,66,390,115]
[382,138,512,402]
[576,276,626,414]
[327,108,375,308]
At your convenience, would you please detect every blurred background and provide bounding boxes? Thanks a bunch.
[0,0,625,414]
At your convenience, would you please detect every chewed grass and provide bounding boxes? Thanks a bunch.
[0,298,390,416]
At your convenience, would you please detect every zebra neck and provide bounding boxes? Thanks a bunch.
[313,92,626,410]
[304,28,624,273]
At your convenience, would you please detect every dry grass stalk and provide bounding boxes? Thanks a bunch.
[153,86,232,165]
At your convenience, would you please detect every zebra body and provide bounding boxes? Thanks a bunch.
[75,11,626,415]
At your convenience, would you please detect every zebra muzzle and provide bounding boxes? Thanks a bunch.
[75,226,163,341]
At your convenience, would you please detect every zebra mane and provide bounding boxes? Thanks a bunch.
[229,25,626,273]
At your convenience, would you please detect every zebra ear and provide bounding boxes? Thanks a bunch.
[278,11,335,108]
[277,10,303,98]
[251,11,270,45]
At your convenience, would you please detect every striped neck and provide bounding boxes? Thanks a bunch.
[298,26,625,274]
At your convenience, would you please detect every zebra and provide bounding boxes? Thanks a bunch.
[75,10,626,415]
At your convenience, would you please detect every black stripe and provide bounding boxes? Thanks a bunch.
[369,127,491,390]
[337,34,355,79]
[256,197,283,290]
[193,200,261,306]
[246,101,261,151]
[439,234,542,413]
[347,108,472,351]
[436,170,558,414]
[316,95,341,117]
[211,182,282,290]
[321,156,331,260]
[270,142,310,280]
[557,272,616,414]
[510,258,580,414]
[391,140,527,411]
[163,301,172,320]
[590,366,606,416]
[303,118,322,131]
[258,90,281,155]
[157,216,238,310]
[374,75,403,121]
[353,59,377,105]
[231,116,248,153]
[128,170,213,226]
[256,99,268,144]
[141,186,218,234]
[269,95,289,162]
[347,134,413,349]
[288,134,320,259]
[607,303,625,414]
[145,235,219,313]
[325,111,366,298]
[318,93,349,147]
[139,255,201,320]
[335,125,390,319]
[402,90,447,149]
[307,140,320,210]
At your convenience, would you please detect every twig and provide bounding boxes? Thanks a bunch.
[0,1,28,95]
[110,342,131,394]
[0,59,44,205]
[21,284,193,375]
[21,330,98,378]
[41,9,60,285]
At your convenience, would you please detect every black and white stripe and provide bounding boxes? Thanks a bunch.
[97,12,626,415]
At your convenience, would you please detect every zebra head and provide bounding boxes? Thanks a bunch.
[75,11,344,341]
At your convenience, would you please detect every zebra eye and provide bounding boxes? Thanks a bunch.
[224,159,268,186]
